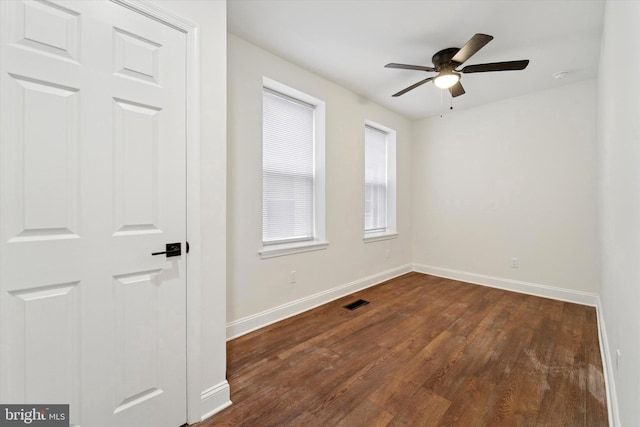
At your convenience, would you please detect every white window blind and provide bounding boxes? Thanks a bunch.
[262,88,315,244]
[364,125,388,232]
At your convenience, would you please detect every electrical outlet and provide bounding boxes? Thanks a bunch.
[616,349,621,372]
[289,270,296,284]
[510,257,519,268]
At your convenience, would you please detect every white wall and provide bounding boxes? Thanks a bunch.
[148,0,229,421]
[412,80,600,295]
[598,1,640,425]
[227,34,413,334]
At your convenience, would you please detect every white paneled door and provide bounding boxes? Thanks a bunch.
[0,1,188,426]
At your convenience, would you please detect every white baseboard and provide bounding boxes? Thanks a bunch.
[226,264,413,340]
[595,300,620,427]
[412,263,600,307]
[199,381,232,422]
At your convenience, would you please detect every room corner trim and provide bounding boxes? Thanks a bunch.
[595,299,621,427]
[199,381,232,422]
[225,264,413,340]
[412,263,600,307]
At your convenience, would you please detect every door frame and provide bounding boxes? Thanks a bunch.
[0,0,203,422]
[111,1,202,423]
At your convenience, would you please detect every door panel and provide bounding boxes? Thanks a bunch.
[5,73,80,241]
[12,0,81,62]
[5,281,81,410]
[0,1,187,426]
[112,270,163,414]
[113,97,162,234]
[113,27,161,85]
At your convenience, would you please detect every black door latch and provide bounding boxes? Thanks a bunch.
[151,242,181,258]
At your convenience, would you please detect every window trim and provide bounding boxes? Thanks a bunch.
[363,231,399,243]
[260,77,328,258]
[363,120,397,243]
[259,239,330,259]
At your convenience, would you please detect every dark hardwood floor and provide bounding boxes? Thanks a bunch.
[200,272,608,426]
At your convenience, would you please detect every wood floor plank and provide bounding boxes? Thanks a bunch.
[334,399,394,427]
[386,387,450,427]
[435,296,542,425]
[197,273,608,427]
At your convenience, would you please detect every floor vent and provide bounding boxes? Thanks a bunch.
[344,299,370,311]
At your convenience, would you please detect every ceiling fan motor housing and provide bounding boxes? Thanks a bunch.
[432,47,461,71]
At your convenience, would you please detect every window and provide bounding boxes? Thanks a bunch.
[262,89,314,243]
[260,78,327,258]
[364,122,397,242]
[364,126,388,232]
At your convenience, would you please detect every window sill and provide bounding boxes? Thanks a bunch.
[259,239,330,259]
[363,231,398,243]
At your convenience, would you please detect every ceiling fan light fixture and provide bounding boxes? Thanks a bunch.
[434,72,460,89]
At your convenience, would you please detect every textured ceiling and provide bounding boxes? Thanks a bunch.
[227,0,605,120]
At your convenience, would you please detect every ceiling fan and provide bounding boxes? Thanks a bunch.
[385,33,529,98]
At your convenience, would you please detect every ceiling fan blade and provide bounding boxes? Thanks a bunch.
[449,81,465,98]
[451,33,493,65]
[392,77,434,97]
[460,60,530,73]
[385,63,436,72]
